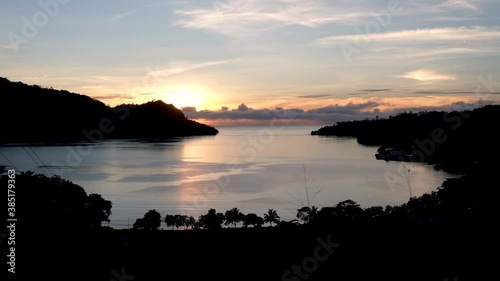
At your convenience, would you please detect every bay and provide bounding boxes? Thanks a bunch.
[0,125,457,229]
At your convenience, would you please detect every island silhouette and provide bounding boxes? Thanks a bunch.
[0,77,218,144]
[312,106,500,173]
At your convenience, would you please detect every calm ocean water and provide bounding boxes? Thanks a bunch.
[0,125,457,228]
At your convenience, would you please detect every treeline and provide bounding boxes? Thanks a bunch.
[133,208,281,230]
[311,105,500,172]
[0,77,218,143]
[132,165,498,233]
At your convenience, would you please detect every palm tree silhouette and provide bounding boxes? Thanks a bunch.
[263,209,280,227]
[224,208,245,228]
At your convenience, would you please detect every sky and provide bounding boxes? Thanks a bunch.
[1,0,500,126]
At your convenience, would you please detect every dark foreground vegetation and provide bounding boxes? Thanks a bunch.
[3,165,498,281]
[0,77,218,143]
[312,105,500,173]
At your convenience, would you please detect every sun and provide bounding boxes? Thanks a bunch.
[165,86,204,109]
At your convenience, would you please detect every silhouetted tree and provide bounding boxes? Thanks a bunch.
[334,200,363,220]
[296,206,318,224]
[187,216,197,230]
[182,215,190,230]
[297,206,310,224]
[263,209,280,227]
[5,171,112,230]
[86,193,112,227]
[133,218,146,230]
[134,209,161,230]
[198,209,225,230]
[243,213,264,228]
[174,215,188,230]
[224,207,245,228]
[164,214,175,230]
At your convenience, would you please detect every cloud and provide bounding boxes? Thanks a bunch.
[181,101,381,125]
[348,92,370,96]
[145,60,233,78]
[181,106,197,113]
[109,3,173,21]
[174,0,370,36]
[308,102,379,114]
[349,45,499,64]
[390,47,487,61]
[90,94,136,100]
[181,99,498,125]
[296,94,332,99]
[347,89,393,96]
[237,103,250,111]
[397,70,456,81]
[109,12,134,21]
[407,0,482,15]
[413,90,475,95]
[360,89,393,92]
[316,26,500,46]
[386,100,496,113]
[440,0,481,12]
[431,16,480,21]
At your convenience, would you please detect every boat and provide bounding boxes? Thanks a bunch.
[375,147,414,161]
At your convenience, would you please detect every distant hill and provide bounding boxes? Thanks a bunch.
[0,77,218,143]
[311,106,500,172]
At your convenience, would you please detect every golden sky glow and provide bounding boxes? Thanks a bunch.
[160,85,206,109]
